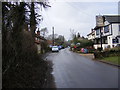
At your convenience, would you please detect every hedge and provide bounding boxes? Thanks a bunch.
[94,47,120,59]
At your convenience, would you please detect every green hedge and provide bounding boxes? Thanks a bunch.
[3,31,48,88]
[94,47,120,59]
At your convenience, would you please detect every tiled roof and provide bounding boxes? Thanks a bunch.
[87,31,95,36]
[94,26,101,30]
[103,15,120,23]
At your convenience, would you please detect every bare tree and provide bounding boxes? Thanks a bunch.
[70,28,77,39]
[40,27,48,37]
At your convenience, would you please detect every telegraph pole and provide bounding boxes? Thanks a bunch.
[100,28,103,51]
[52,27,54,46]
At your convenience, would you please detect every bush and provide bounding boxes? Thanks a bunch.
[78,39,94,48]
[97,47,103,51]
[94,47,120,59]
[86,47,96,53]
[2,31,48,88]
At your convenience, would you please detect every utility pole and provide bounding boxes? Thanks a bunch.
[100,27,103,51]
[52,27,54,46]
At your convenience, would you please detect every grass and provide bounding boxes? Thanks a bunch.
[102,56,120,65]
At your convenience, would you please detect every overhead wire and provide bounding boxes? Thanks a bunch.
[66,2,93,17]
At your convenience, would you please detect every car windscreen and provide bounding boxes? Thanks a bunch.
[53,46,58,48]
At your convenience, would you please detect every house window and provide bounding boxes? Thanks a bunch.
[103,37,108,44]
[104,26,109,33]
[112,38,119,43]
[96,29,99,35]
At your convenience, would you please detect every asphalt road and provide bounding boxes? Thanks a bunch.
[46,48,119,88]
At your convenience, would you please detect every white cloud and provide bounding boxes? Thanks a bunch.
[40,1,118,40]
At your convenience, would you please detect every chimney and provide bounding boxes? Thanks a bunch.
[91,28,94,32]
[37,29,40,36]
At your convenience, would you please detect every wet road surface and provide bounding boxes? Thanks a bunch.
[46,48,119,88]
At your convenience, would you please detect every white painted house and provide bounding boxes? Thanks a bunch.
[87,29,95,41]
[88,15,120,50]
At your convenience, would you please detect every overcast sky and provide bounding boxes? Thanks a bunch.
[38,1,118,40]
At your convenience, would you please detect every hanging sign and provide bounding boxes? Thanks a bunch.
[96,15,104,27]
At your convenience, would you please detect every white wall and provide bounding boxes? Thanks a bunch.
[88,34,95,40]
[103,24,112,36]
[112,23,120,36]
[107,36,113,48]
[36,44,41,53]
[87,34,92,40]
[95,29,100,38]
[94,44,108,50]
[94,23,120,50]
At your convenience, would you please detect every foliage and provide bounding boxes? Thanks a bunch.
[2,31,48,88]
[2,2,50,88]
[87,47,96,53]
[94,47,120,59]
[40,27,48,37]
[77,32,80,38]
[72,35,78,45]
[104,47,120,52]
[102,56,119,65]
[47,34,67,47]
[70,30,94,49]
[54,35,65,45]
[77,39,94,48]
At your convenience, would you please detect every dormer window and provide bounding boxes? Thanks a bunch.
[104,25,109,33]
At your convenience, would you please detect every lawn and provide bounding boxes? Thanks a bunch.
[102,56,120,65]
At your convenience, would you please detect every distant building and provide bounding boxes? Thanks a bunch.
[87,15,120,50]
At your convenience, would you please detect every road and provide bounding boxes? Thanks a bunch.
[46,48,119,88]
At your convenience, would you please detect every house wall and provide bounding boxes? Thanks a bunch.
[88,34,93,40]
[107,36,112,48]
[94,23,120,50]
[111,24,120,47]
[95,28,100,38]
[102,24,112,36]
[112,23,120,36]
[94,44,108,50]
[36,44,41,53]
[89,16,120,50]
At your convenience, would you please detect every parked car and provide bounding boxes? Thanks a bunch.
[58,45,62,50]
[52,46,59,52]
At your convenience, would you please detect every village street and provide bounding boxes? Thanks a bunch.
[45,48,119,88]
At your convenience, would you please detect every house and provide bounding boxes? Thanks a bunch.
[87,29,95,41]
[35,30,46,53]
[87,15,120,50]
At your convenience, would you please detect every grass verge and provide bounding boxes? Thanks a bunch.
[102,56,120,65]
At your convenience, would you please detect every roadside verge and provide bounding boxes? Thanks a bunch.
[98,60,120,67]
[79,53,120,67]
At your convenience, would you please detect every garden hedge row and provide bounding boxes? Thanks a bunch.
[94,47,120,59]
